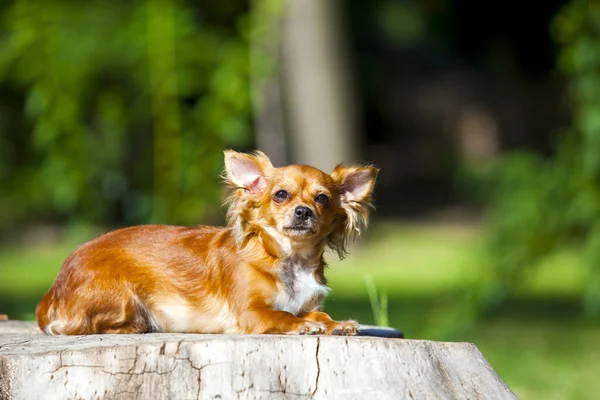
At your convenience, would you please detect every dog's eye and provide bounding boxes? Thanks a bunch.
[315,194,330,204]
[273,190,290,202]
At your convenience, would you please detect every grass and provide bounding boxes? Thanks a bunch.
[364,274,389,327]
[0,221,597,399]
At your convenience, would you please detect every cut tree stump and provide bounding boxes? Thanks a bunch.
[0,320,516,400]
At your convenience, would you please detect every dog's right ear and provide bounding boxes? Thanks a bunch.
[223,150,273,193]
[327,164,378,259]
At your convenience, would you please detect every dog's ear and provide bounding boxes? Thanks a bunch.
[332,165,379,204]
[223,150,273,193]
[328,164,379,259]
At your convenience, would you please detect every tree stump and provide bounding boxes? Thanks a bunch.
[0,320,516,400]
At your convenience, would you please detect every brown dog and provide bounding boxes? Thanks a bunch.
[36,150,378,335]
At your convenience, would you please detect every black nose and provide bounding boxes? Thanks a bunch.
[294,206,313,221]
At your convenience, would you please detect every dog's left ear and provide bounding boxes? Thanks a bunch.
[331,165,379,204]
[224,150,273,193]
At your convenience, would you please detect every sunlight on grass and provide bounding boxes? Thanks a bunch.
[0,242,73,295]
[0,224,97,297]
[525,248,588,297]
[326,222,589,299]
[326,222,483,298]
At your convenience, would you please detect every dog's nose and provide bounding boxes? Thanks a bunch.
[294,206,313,221]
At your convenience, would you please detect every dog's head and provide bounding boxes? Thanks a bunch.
[224,150,378,258]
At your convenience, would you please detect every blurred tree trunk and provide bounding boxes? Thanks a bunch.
[250,0,288,167]
[251,0,360,172]
[281,0,360,172]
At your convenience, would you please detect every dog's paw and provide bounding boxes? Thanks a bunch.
[290,321,326,335]
[331,320,359,336]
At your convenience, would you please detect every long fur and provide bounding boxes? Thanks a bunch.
[327,164,377,259]
[36,150,378,336]
[223,150,274,247]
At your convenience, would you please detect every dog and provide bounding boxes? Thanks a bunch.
[36,150,378,335]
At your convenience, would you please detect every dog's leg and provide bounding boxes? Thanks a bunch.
[38,287,151,335]
[238,305,326,335]
[302,311,359,336]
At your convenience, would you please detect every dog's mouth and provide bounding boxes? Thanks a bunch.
[284,225,315,235]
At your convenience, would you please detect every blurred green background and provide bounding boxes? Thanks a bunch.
[1,0,599,398]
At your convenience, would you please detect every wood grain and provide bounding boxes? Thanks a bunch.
[0,321,515,400]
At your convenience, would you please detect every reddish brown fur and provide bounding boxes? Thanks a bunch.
[36,151,378,335]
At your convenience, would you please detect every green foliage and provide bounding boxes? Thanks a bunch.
[0,0,254,231]
[469,0,600,314]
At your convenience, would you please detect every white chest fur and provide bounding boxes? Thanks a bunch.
[273,258,331,316]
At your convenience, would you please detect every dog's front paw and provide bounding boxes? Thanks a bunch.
[331,320,359,336]
[289,321,326,335]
